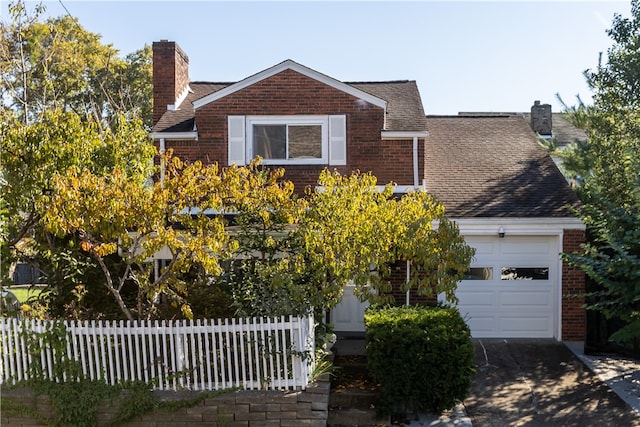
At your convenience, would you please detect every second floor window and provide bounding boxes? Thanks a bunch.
[228,115,346,166]
[248,116,327,165]
[253,123,323,161]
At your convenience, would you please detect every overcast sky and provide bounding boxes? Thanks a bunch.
[3,0,632,114]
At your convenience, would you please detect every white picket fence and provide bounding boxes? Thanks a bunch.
[0,315,315,391]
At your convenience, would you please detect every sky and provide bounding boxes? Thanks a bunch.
[1,0,633,114]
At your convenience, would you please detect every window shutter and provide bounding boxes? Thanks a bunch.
[228,116,246,165]
[329,115,346,165]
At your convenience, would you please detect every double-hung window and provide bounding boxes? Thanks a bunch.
[228,115,346,166]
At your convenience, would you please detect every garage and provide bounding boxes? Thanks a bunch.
[456,235,559,338]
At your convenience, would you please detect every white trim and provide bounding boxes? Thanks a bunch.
[150,132,198,140]
[247,115,328,165]
[329,115,347,166]
[381,131,429,140]
[451,217,585,235]
[315,185,426,194]
[171,85,192,110]
[557,230,564,341]
[159,138,166,184]
[412,136,419,187]
[228,115,247,165]
[192,60,387,111]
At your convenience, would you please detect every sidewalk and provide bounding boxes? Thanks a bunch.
[566,341,640,417]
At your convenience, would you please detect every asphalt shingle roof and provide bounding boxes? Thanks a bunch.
[425,115,581,218]
[349,81,427,131]
[523,112,588,147]
[154,82,230,133]
[153,79,427,133]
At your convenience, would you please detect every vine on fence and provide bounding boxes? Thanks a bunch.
[1,320,236,426]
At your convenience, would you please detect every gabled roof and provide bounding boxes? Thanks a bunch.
[153,61,427,135]
[192,60,387,110]
[425,115,581,218]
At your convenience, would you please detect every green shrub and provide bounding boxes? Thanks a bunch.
[364,305,475,417]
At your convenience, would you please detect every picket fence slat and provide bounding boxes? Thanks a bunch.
[0,315,314,392]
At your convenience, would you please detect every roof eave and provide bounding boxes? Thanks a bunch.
[150,131,198,140]
[381,130,429,139]
[449,217,586,234]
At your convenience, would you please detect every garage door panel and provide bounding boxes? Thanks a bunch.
[461,314,552,338]
[471,240,498,256]
[463,316,495,335]
[500,291,552,307]
[501,239,553,255]
[457,291,495,306]
[498,315,551,334]
[457,234,558,338]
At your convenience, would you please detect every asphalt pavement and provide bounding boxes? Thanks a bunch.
[337,338,640,426]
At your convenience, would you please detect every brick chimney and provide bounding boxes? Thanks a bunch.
[530,100,552,136]
[152,40,190,126]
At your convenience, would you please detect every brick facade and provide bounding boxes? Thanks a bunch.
[387,260,437,306]
[163,69,423,194]
[562,228,586,341]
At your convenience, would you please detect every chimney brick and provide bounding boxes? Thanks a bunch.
[153,40,190,126]
[530,100,552,136]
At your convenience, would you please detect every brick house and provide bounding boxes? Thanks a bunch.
[151,40,585,341]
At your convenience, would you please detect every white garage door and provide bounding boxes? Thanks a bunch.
[456,235,559,338]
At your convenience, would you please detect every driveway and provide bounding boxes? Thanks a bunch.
[464,339,640,426]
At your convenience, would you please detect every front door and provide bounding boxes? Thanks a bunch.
[331,284,369,333]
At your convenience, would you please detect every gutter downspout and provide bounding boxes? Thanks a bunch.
[406,260,411,306]
[159,138,166,185]
[406,136,419,306]
[413,136,419,187]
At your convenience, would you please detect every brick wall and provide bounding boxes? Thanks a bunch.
[1,376,330,427]
[562,229,586,341]
[153,41,190,126]
[165,69,423,194]
[386,260,437,306]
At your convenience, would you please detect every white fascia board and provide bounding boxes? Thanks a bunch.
[314,184,426,194]
[149,132,198,140]
[192,60,388,110]
[381,131,429,140]
[375,185,427,193]
[449,217,585,235]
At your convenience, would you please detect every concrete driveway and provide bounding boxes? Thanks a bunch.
[464,339,640,426]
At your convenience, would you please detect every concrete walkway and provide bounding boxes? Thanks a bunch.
[566,341,640,417]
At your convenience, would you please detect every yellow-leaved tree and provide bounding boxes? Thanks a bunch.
[41,155,473,322]
[295,169,475,309]
[42,155,240,320]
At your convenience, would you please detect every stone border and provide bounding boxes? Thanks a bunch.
[1,376,331,427]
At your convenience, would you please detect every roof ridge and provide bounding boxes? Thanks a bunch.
[427,114,522,119]
[347,80,413,84]
[190,81,234,85]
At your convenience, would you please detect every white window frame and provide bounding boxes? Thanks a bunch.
[246,115,329,165]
